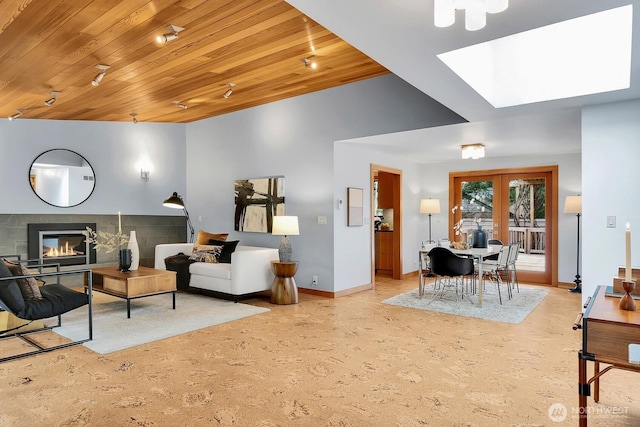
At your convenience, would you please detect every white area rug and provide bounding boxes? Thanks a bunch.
[382,284,548,324]
[53,292,269,354]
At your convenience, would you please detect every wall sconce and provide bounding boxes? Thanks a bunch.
[140,169,150,181]
[461,143,485,159]
[223,83,236,98]
[91,64,110,87]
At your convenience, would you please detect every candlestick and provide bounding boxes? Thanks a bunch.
[118,211,122,234]
[626,223,631,280]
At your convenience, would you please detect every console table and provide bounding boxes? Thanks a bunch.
[577,284,640,426]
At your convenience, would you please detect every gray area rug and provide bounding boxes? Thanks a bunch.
[53,292,270,354]
[382,284,548,324]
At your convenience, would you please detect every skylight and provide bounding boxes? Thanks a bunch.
[437,5,633,108]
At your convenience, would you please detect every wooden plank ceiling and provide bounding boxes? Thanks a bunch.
[0,0,389,123]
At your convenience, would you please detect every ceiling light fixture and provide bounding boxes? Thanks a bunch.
[44,91,61,107]
[91,64,110,86]
[301,57,317,69]
[461,143,485,159]
[223,83,236,99]
[172,101,188,109]
[8,109,24,121]
[130,113,138,124]
[157,25,185,43]
[434,0,509,31]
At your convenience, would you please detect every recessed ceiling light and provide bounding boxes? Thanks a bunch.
[437,5,633,108]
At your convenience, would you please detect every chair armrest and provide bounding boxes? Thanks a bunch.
[154,243,194,269]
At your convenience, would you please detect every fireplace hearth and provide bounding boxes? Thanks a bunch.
[28,223,97,266]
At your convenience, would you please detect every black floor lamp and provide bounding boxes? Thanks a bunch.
[564,195,582,293]
[163,192,195,243]
[420,198,441,244]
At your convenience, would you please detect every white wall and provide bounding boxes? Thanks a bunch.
[582,99,640,301]
[186,74,463,292]
[0,119,187,216]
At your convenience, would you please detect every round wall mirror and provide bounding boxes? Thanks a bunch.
[29,149,96,207]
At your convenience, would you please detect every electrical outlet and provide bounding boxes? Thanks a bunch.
[312,275,318,285]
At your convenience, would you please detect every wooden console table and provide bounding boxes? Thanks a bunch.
[87,266,176,318]
[270,261,298,305]
[577,285,640,426]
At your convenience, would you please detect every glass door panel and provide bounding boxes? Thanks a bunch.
[457,179,495,243]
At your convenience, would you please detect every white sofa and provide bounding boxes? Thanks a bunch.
[154,243,279,301]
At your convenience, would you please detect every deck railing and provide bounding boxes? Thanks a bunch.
[509,227,545,254]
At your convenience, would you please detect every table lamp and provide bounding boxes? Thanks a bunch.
[163,192,195,243]
[420,198,441,243]
[564,195,582,293]
[272,216,299,262]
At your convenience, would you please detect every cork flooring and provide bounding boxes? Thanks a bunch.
[1,275,639,427]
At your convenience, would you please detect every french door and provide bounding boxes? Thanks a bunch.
[450,166,557,285]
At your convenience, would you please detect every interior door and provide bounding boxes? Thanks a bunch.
[450,167,556,285]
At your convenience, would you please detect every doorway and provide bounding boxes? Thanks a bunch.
[371,164,403,284]
[450,166,558,285]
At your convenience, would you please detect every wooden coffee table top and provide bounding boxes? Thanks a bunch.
[91,265,174,279]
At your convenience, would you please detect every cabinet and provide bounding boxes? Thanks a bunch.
[377,172,393,208]
[376,231,394,273]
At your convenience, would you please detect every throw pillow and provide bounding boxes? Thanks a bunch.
[189,245,223,263]
[195,230,228,246]
[2,259,43,300]
[208,239,239,263]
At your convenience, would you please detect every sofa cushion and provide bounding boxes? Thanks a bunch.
[189,245,222,263]
[208,239,239,263]
[3,259,43,300]
[195,230,229,246]
[189,261,232,280]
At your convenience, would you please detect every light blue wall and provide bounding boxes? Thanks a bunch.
[185,74,464,292]
[582,99,640,302]
[0,119,187,218]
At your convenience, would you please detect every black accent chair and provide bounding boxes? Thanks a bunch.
[0,257,92,363]
[426,247,475,302]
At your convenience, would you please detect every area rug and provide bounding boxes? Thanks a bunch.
[381,284,548,324]
[53,292,270,354]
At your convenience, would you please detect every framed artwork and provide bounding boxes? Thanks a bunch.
[348,187,364,226]
[234,176,285,233]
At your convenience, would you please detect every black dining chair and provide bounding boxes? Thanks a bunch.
[426,247,475,302]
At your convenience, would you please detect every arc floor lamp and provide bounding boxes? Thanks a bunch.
[163,192,195,243]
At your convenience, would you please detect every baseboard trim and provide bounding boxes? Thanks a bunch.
[299,283,373,299]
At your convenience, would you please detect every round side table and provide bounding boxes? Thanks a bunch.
[270,260,299,305]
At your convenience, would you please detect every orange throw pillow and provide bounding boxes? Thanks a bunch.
[195,230,228,246]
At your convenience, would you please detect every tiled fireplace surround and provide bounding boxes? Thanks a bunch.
[0,214,186,269]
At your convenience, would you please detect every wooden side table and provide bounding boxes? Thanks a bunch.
[270,261,299,305]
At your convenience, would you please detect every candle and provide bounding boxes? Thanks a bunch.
[626,223,631,280]
[118,211,122,234]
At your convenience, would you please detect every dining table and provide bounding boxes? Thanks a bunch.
[450,244,502,307]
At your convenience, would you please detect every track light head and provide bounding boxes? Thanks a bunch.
[8,109,24,121]
[130,113,138,124]
[223,83,236,99]
[302,57,317,69]
[157,24,185,44]
[44,91,61,107]
[91,64,110,86]
[172,101,188,109]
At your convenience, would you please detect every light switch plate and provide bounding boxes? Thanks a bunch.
[607,216,616,228]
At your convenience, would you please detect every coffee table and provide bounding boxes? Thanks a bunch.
[88,266,177,318]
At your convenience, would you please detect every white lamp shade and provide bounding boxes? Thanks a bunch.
[420,199,441,214]
[564,195,582,214]
[272,216,299,235]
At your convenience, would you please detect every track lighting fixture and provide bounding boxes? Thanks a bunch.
[223,83,236,99]
[8,109,24,121]
[157,24,185,43]
[91,64,110,87]
[172,101,188,109]
[301,57,317,69]
[44,91,61,107]
[130,113,138,124]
